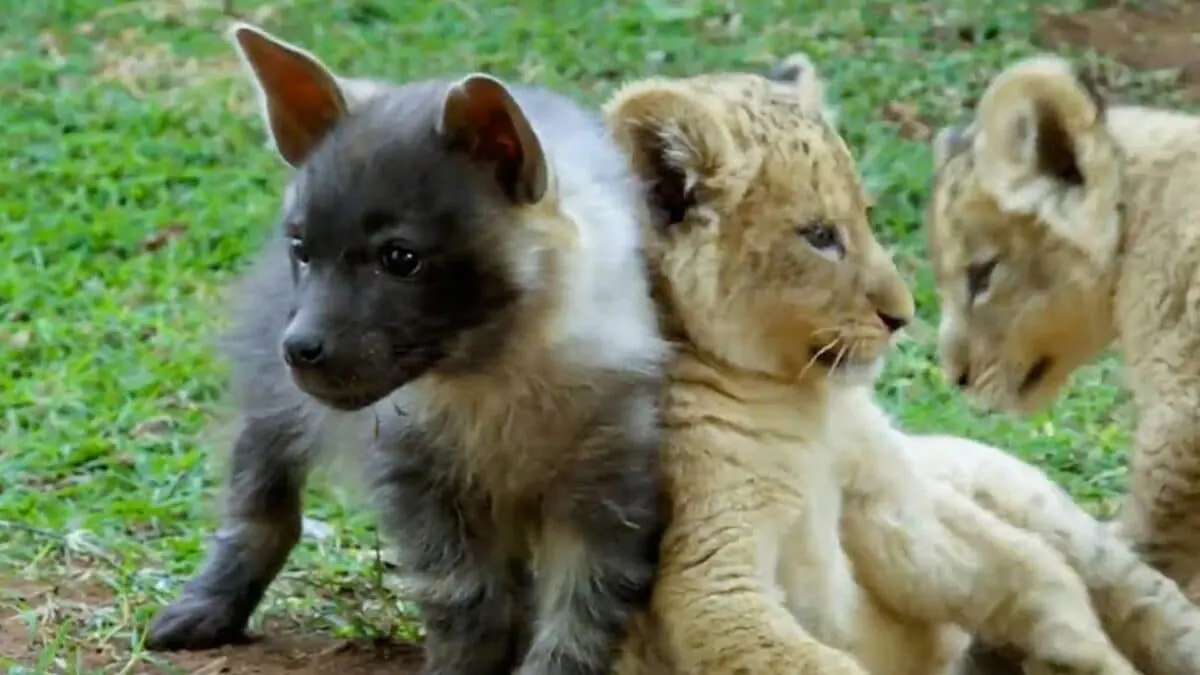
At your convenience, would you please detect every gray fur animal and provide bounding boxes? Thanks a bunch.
[144,23,669,675]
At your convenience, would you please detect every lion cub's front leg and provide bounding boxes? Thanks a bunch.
[841,480,1136,675]
[650,530,867,675]
[634,459,868,675]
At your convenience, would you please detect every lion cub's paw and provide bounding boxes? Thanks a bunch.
[1021,653,1139,675]
[737,643,868,675]
[810,645,871,675]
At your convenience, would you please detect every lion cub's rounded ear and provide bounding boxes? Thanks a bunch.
[437,74,548,206]
[931,125,971,170]
[973,55,1120,265]
[765,51,836,127]
[604,81,736,230]
[227,22,350,168]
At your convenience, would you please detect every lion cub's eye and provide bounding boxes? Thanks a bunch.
[966,257,999,300]
[798,222,843,258]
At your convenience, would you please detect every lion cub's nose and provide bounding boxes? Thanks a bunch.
[955,369,971,389]
[877,311,908,334]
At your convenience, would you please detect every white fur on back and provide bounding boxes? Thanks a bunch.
[519,87,667,374]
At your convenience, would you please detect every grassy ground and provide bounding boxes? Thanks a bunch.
[2,0,1193,672]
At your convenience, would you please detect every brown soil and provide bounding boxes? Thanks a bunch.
[1,580,425,674]
[1035,1,1200,100]
[162,637,424,675]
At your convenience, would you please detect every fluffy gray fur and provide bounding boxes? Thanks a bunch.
[144,23,669,675]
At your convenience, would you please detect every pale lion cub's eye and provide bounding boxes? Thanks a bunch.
[966,257,999,300]
[798,222,843,258]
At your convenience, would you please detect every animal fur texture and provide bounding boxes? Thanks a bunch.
[926,53,1200,598]
[602,54,1196,675]
[907,432,1200,675]
[144,23,669,675]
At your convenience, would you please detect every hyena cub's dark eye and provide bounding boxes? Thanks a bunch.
[289,237,310,264]
[378,242,423,278]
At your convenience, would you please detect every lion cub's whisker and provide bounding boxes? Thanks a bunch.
[799,339,841,381]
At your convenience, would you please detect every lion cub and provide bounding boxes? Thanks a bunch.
[604,57,1136,675]
[925,54,1200,595]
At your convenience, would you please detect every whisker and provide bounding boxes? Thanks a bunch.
[846,341,864,377]
[829,343,851,376]
[799,339,840,380]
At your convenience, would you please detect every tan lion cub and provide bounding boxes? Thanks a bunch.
[604,57,1138,675]
[926,53,1200,595]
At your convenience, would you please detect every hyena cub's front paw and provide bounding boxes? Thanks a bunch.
[145,592,256,651]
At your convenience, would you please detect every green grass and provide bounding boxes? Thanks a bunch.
[1,0,1189,671]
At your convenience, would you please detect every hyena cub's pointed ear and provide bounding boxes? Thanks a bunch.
[604,81,736,230]
[973,55,1121,264]
[437,74,548,205]
[227,22,348,168]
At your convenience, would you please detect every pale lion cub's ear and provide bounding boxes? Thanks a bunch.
[973,54,1121,265]
[437,74,548,205]
[227,22,350,168]
[604,80,737,229]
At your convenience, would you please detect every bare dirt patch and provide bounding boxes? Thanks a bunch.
[1035,1,1200,100]
[162,636,424,675]
[1,578,425,674]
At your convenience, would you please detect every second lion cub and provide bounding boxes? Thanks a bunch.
[605,58,1139,675]
[926,52,1200,597]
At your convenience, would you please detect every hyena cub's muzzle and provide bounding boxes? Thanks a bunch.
[278,279,403,412]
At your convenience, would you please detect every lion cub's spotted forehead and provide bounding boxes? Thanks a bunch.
[696,75,869,240]
[754,118,869,235]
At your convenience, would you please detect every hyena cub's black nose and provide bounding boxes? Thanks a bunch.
[282,334,327,368]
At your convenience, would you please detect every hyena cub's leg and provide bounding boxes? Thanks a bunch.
[146,411,313,650]
[370,450,527,675]
[519,402,665,675]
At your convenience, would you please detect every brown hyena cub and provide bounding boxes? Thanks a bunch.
[144,23,669,675]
